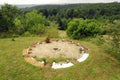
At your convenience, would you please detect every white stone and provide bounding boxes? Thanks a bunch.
[77,53,89,62]
[52,62,74,69]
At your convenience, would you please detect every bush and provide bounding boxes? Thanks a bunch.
[12,34,19,38]
[29,24,46,35]
[46,24,59,38]
[67,18,102,39]
[103,20,120,61]
[11,38,15,41]
[0,33,19,38]
[22,31,31,37]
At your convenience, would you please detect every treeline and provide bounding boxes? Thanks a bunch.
[23,2,120,30]
[0,4,58,37]
[1,3,120,34]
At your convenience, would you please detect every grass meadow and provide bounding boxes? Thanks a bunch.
[0,36,120,80]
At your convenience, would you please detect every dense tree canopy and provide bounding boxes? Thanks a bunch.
[29,2,120,30]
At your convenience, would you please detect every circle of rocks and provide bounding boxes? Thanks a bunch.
[23,39,89,69]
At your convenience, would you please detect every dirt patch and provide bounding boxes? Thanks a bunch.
[30,40,82,59]
[23,39,89,68]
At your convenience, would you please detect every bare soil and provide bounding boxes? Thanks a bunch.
[30,40,82,59]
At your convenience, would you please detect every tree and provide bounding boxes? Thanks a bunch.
[58,18,69,30]
[65,9,74,19]
[88,8,96,18]
[39,9,49,18]
[13,17,24,35]
[25,10,49,34]
[67,18,102,39]
[0,4,20,33]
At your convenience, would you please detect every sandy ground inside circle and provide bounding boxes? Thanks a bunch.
[30,40,82,59]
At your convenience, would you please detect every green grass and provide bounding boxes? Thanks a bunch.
[0,37,120,80]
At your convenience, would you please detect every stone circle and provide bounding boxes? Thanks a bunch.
[23,39,89,69]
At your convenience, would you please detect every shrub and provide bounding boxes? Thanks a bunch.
[67,18,102,39]
[22,31,31,37]
[11,38,15,41]
[12,34,19,38]
[46,23,59,38]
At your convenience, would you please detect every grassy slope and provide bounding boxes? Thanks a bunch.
[0,36,120,80]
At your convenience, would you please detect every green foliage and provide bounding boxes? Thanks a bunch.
[11,38,15,41]
[22,31,31,37]
[0,5,51,37]
[30,24,46,35]
[18,10,58,37]
[13,17,24,35]
[0,4,20,32]
[25,2,120,30]
[24,10,49,35]
[58,18,70,30]
[25,10,49,26]
[1,3,120,37]
[46,23,59,38]
[67,18,102,39]
[104,20,120,61]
